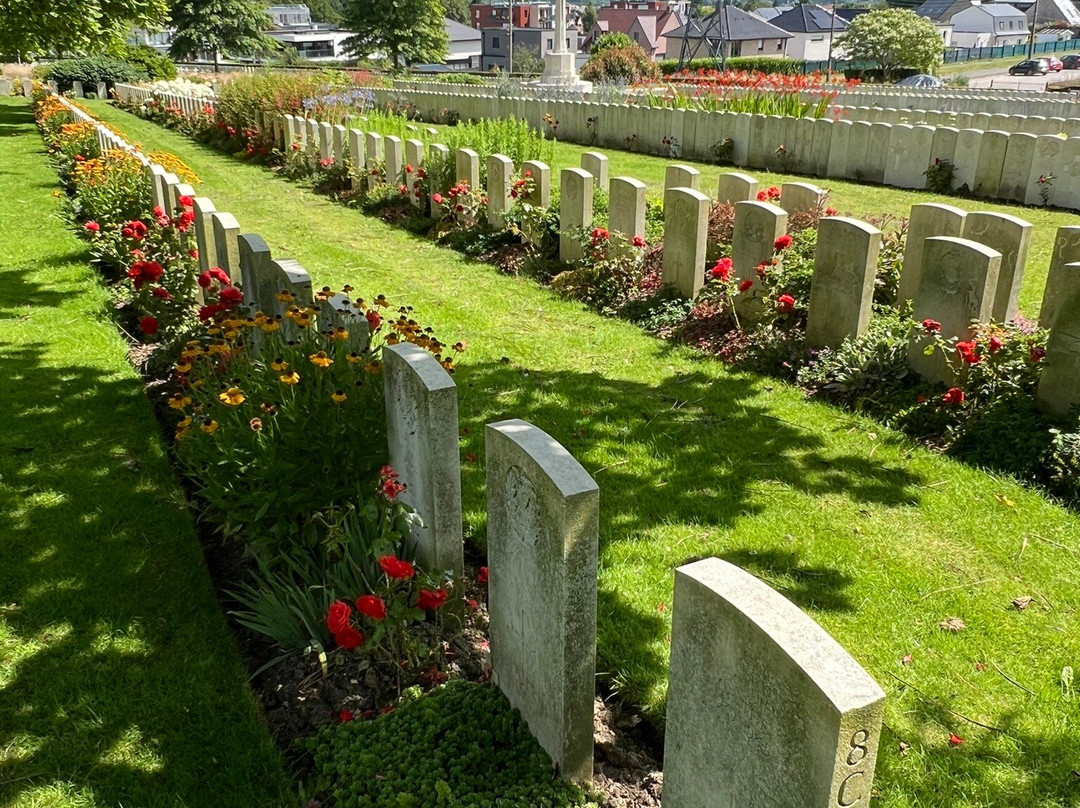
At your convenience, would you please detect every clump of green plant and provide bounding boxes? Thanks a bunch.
[581,41,660,85]
[309,681,598,808]
[443,117,553,179]
[924,157,956,194]
[36,55,148,92]
[552,226,650,314]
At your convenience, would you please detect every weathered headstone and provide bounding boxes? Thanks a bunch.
[238,234,273,310]
[486,418,598,783]
[348,128,364,180]
[95,81,107,99]
[72,80,84,98]
[662,187,710,300]
[1025,134,1067,206]
[806,217,882,348]
[973,130,1009,198]
[318,121,333,162]
[907,237,1000,384]
[845,121,871,180]
[1037,262,1080,414]
[211,212,242,283]
[931,126,959,168]
[998,133,1036,203]
[192,197,218,277]
[663,557,886,808]
[580,152,609,194]
[896,203,968,308]
[487,153,514,229]
[405,139,425,209]
[608,176,646,244]
[779,181,826,216]
[559,168,594,263]
[261,258,313,317]
[145,164,167,210]
[384,135,403,184]
[952,129,984,191]
[1039,225,1080,328]
[455,148,480,190]
[732,200,788,321]
[664,163,701,192]
[427,143,450,210]
[826,120,852,178]
[332,124,347,165]
[717,172,758,204]
[384,342,464,580]
[962,211,1033,322]
[365,132,384,191]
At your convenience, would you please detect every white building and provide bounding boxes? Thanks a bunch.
[949,2,1030,47]
[765,4,847,61]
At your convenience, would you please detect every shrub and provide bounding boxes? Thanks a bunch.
[1046,430,1080,502]
[117,44,178,80]
[38,56,148,92]
[442,117,553,180]
[309,681,596,808]
[581,44,660,85]
[590,31,634,56]
[551,227,650,314]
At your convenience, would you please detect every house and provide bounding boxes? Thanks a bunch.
[766,4,847,61]
[1009,0,1080,31]
[481,26,561,70]
[471,1,555,29]
[662,7,792,60]
[756,5,795,22]
[444,18,483,68]
[580,1,683,60]
[949,2,1029,46]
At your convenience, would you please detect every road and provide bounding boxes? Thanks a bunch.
[968,65,1080,91]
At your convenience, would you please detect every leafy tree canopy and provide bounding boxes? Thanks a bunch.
[341,0,448,68]
[834,8,943,80]
[442,0,471,24]
[306,0,344,25]
[590,31,634,56]
[168,0,278,61]
[0,0,167,58]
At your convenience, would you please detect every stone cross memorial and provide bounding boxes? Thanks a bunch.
[664,558,886,808]
[486,419,599,783]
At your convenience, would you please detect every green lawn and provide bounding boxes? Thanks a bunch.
[368,114,1074,317]
[86,100,1080,808]
[0,97,291,807]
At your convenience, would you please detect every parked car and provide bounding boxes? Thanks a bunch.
[1009,59,1050,75]
[1062,53,1080,69]
[895,74,945,88]
[1047,56,1064,71]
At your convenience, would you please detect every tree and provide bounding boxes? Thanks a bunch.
[511,44,544,75]
[590,31,634,56]
[0,0,167,58]
[442,0,471,24]
[169,0,278,66]
[834,8,943,81]
[581,2,598,32]
[306,0,345,24]
[341,0,448,68]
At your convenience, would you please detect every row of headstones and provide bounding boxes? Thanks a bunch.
[364,87,1080,210]
[824,87,1080,118]
[834,105,1080,138]
[61,85,891,805]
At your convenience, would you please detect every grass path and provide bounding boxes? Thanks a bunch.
[88,100,1080,808]
[0,97,291,808]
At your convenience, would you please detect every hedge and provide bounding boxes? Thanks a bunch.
[36,56,149,93]
[658,57,807,75]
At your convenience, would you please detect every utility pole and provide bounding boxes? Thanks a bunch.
[508,0,515,73]
[1027,0,1038,59]
[826,1,837,77]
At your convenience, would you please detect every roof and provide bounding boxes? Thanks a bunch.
[769,4,847,34]
[445,17,482,41]
[755,5,793,21]
[1031,0,1080,27]
[664,6,793,42]
[967,3,1027,17]
[915,0,973,21]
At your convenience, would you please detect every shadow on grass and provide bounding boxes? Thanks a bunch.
[0,335,289,805]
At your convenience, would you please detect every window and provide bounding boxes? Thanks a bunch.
[777,39,783,50]
[493,36,501,48]
[757,38,765,51]
[633,32,639,41]
[547,38,553,47]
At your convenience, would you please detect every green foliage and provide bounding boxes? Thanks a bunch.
[1046,429,1080,502]
[512,44,545,76]
[581,43,661,84]
[168,0,279,61]
[581,1,598,32]
[924,157,956,194]
[443,117,553,176]
[834,8,944,81]
[307,0,345,24]
[658,56,806,75]
[116,43,178,79]
[442,0,471,23]
[590,31,634,56]
[0,0,167,59]
[342,0,449,68]
[38,56,148,92]
[310,681,597,808]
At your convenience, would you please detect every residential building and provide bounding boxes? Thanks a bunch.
[662,7,792,60]
[766,4,847,61]
[471,1,556,29]
[949,2,1030,46]
[481,26,561,70]
[581,1,683,59]
[756,4,794,22]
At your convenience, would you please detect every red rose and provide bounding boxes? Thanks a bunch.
[218,285,243,305]
[1030,345,1046,362]
[756,190,768,201]
[767,186,781,199]
[417,588,448,611]
[179,195,194,208]
[326,599,352,633]
[339,709,354,722]
[366,309,382,331]
[921,319,941,333]
[956,340,981,364]
[477,566,489,584]
[152,206,166,218]
[432,193,443,205]
[152,286,172,300]
[334,626,364,649]
[988,336,1003,353]
[355,595,387,621]
[737,278,754,293]
[466,598,480,610]
[198,272,213,288]
[140,316,159,335]
[632,235,647,248]
[710,257,733,282]
[198,303,226,321]
[773,234,792,251]
[209,267,230,284]
[379,555,415,581]
[942,387,965,406]
[825,207,838,216]
[776,294,795,312]
[84,221,100,232]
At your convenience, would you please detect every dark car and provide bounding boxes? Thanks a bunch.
[1063,54,1080,69]
[895,74,945,88]
[1009,59,1050,75]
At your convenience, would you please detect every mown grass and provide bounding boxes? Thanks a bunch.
[383,115,1074,316]
[86,99,1080,808]
[0,97,291,807]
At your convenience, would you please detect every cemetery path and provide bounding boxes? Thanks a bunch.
[0,98,291,808]
[89,101,1080,808]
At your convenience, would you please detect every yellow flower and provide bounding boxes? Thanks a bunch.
[175,360,192,373]
[284,306,301,321]
[224,329,240,340]
[276,290,295,303]
[309,351,333,368]
[385,333,400,345]
[332,327,349,341]
[253,313,268,325]
[168,393,192,409]
[261,319,280,333]
[201,420,219,434]
[331,390,347,403]
[270,358,289,372]
[208,343,230,356]
[175,416,192,439]
[346,352,362,364]
[219,387,246,406]
[191,379,206,389]
[364,360,382,374]
[279,371,300,385]
[453,341,468,353]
